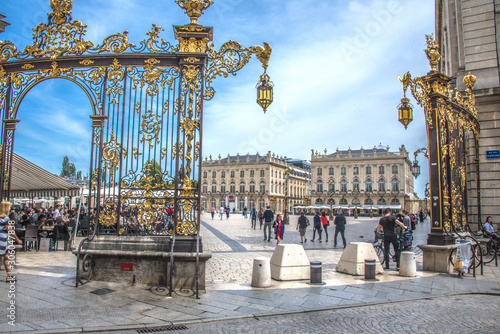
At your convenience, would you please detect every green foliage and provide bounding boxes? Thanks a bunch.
[141,160,166,188]
[60,156,76,177]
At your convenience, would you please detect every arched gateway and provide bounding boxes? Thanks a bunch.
[0,0,272,297]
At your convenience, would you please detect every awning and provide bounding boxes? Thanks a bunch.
[6,152,81,198]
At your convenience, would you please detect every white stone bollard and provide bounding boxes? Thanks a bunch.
[336,242,384,276]
[251,257,271,288]
[270,244,310,281]
[399,251,417,277]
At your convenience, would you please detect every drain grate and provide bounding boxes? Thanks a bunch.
[137,325,188,333]
[90,288,115,295]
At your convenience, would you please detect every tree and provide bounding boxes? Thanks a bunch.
[76,171,82,179]
[60,156,76,177]
[140,160,166,188]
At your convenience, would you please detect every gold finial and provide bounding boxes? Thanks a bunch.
[251,43,272,70]
[425,34,441,72]
[397,71,412,96]
[50,0,73,24]
[175,0,213,25]
[463,72,477,90]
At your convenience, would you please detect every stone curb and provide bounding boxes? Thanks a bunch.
[9,291,500,334]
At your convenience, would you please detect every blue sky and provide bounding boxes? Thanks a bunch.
[1,0,434,197]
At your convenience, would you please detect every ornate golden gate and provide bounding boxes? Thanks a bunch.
[0,0,272,295]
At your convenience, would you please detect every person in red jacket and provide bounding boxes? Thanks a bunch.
[320,212,329,242]
[273,214,285,245]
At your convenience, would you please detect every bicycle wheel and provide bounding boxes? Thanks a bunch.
[481,240,498,264]
[375,245,385,265]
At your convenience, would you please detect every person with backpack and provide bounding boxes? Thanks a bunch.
[263,205,274,242]
[250,205,258,229]
[258,208,264,229]
[296,211,309,243]
[377,208,408,270]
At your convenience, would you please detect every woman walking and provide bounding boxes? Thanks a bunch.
[296,211,309,243]
[0,201,22,281]
[273,214,285,245]
[320,212,329,242]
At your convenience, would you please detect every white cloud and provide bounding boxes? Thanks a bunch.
[2,0,435,196]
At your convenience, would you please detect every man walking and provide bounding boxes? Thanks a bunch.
[377,208,407,270]
[333,210,347,248]
[311,211,322,242]
[250,205,258,229]
[219,206,224,220]
[263,205,274,242]
[401,210,412,250]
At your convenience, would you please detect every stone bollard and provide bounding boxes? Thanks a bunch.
[310,261,322,284]
[364,259,376,279]
[251,257,271,288]
[399,251,417,277]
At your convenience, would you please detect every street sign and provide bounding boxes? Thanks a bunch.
[228,195,234,200]
[486,150,500,159]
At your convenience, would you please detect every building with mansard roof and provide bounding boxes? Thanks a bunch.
[201,152,310,213]
[309,144,414,215]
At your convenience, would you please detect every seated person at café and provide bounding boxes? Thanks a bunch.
[37,214,47,229]
[20,214,31,228]
[52,216,70,250]
[484,216,499,242]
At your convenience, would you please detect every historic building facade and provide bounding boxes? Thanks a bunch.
[437,0,500,227]
[201,152,310,213]
[309,145,414,215]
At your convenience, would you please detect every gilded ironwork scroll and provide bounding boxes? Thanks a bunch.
[398,34,480,244]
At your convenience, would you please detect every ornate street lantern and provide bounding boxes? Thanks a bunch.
[397,72,413,129]
[411,159,421,179]
[397,97,413,129]
[256,72,274,113]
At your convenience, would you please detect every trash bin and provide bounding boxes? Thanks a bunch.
[364,259,376,279]
[251,257,271,288]
[455,239,472,273]
[310,261,322,284]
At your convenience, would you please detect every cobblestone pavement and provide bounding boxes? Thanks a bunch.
[1,213,499,333]
[126,294,498,334]
[203,213,429,284]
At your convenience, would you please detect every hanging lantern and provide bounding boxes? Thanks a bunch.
[397,97,413,129]
[411,159,421,179]
[256,72,274,113]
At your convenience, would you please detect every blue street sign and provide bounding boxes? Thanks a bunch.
[486,150,500,159]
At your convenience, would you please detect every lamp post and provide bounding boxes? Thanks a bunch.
[397,34,480,245]
[367,191,373,218]
[284,168,289,224]
[270,195,277,213]
[303,195,311,214]
[353,189,359,219]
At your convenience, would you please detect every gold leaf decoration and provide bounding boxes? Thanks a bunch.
[21,64,35,70]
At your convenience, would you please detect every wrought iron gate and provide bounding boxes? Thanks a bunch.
[0,0,272,296]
